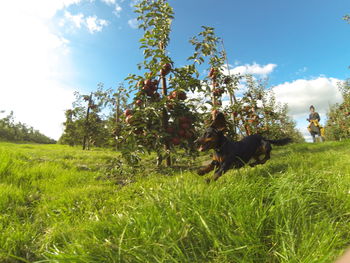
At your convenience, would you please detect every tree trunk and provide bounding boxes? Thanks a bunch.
[82,93,92,150]
[222,39,239,135]
[161,75,171,167]
[115,92,121,150]
[211,80,217,120]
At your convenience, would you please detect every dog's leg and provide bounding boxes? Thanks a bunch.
[249,141,272,166]
[259,143,272,164]
[212,169,224,181]
[209,159,234,182]
[249,154,262,167]
[198,160,218,176]
[249,144,266,167]
[260,151,271,164]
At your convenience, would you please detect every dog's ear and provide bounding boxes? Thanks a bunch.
[210,112,227,131]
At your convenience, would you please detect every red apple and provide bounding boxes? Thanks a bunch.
[180,122,190,129]
[166,102,174,110]
[213,88,223,96]
[142,86,154,96]
[171,137,181,145]
[150,80,158,91]
[178,116,186,123]
[178,91,187,100]
[166,127,175,134]
[170,91,178,99]
[124,109,132,116]
[125,115,133,124]
[185,131,193,139]
[208,67,218,79]
[144,79,152,87]
[135,100,142,106]
[160,63,171,76]
[178,129,186,137]
[179,116,191,124]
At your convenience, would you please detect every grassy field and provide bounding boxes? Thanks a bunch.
[1,141,350,262]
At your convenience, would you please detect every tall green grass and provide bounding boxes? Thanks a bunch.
[0,141,350,262]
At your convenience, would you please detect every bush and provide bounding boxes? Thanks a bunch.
[325,79,350,141]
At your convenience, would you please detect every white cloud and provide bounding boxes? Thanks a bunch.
[63,11,109,34]
[99,0,122,17]
[64,11,84,28]
[100,0,116,5]
[296,66,308,75]
[114,3,123,17]
[100,0,123,16]
[86,16,109,33]
[128,18,139,29]
[226,63,277,77]
[0,1,80,140]
[272,77,343,120]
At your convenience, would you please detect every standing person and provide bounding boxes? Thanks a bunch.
[307,105,324,142]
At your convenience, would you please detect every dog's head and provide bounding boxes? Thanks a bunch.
[197,112,227,152]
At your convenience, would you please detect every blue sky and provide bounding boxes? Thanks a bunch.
[63,0,350,88]
[0,0,349,140]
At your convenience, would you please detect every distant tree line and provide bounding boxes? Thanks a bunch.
[0,111,56,144]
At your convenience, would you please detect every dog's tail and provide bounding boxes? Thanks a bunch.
[266,137,292,146]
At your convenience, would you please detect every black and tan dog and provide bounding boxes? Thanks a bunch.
[197,112,292,182]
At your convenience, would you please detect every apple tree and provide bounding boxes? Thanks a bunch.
[121,0,202,166]
[325,79,350,141]
[60,84,113,149]
[224,75,304,141]
[187,26,302,141]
